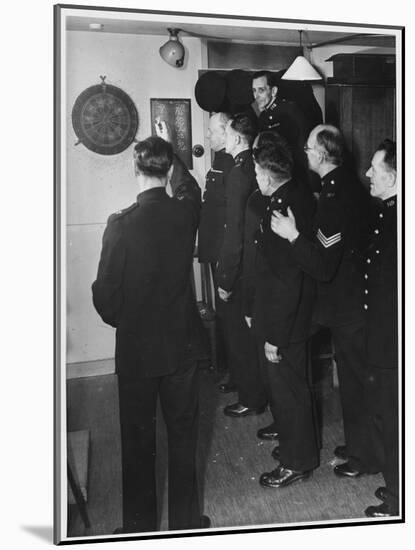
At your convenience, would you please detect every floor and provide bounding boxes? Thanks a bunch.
[66,364,386,538]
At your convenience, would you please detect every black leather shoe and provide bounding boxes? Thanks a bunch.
[375,486,388,502]
[257,422,279,440]
[333,462,363,477]
[260,465,312,488]
[334,461,379,478]
[365,501,397,518]
[224,402,266,417]
[271,446,280,460]
[218,381,237,393]
[334,445,348,460]
[199,515,211,528]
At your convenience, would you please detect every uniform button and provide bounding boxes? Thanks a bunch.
[277,198,282,203]
[364,304,368,310]
[365,289,368,294]
[266,206,270,211]
[376,250,380,254]
[254,240,258,244]
[364,274,368,279]
[374,229,379,234]
[269,116,272,120]
[331,180,335,185]
[367,258,371,264]
[224,223,227,228]
[379,213,384,218]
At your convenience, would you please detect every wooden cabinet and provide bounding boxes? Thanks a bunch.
[325,83,395,186]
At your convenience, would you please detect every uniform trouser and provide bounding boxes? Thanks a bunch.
[328,321,380,473]
[221,282,267,409]
[117,362,200,532]
[367,366,399,513]
[261,339,319,471]
[210,263,230,374]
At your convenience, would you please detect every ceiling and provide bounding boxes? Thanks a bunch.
[66,16,395,49]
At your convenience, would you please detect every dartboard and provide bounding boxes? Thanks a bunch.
[72,77,139,155]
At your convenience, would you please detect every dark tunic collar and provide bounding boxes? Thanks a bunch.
[383,195,397,208]
[136,186,167,205]
[270,180,291,202]
[234,148,251,165]
[321,166,342,187]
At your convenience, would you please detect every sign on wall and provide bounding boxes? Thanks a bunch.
[150,98,193,169]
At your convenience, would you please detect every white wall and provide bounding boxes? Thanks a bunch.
[66,31,205,365]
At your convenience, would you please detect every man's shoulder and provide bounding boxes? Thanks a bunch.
[213,150,234,172]
[107,202,139,224]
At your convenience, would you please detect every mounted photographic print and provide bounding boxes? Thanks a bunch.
[54,3,404,545]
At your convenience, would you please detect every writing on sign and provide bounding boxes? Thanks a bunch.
[150,98,193,169]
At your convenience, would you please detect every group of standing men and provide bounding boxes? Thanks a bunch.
[92,69,399,534]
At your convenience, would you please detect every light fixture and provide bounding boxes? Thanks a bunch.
[159,28,185,68]
[281,31,322,81]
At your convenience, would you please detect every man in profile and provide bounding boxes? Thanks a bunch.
[364,140,399,518]
[271,124,379,478]
[198,112,235,387]
[92,136,209,533]
[216,112,267,418]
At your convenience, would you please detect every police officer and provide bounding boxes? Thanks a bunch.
[92,136,209,533]
[198,112,235,387]
[271,124,379,477]
[252,70,317,194]
[246,133,319,487]
[364,140,399,517]
[199,112,234,264]
[252,70,307,141]
[216,112,268,418]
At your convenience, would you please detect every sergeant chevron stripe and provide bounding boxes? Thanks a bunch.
[317,229,342,248]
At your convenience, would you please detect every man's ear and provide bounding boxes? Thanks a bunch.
[166,163,174,183]
[132,157,139,177]
[387,169,397,189]
[271,86,278,99]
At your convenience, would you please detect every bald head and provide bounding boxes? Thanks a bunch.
[305,124,346,175]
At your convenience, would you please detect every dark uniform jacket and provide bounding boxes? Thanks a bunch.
[258,97,308,148]
[258,96,320,192]
[92,165,201,379]
[291,165,370,327]
[198,149,234,263]
[244,180,316,347]
[365,195,398,369]
[216,149,257,292]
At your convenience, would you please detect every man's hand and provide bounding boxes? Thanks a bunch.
[245,316,252,328]
[154,117,171,142]
[264,341,282,363]
[271,207,299,243]
[218,287,232,302]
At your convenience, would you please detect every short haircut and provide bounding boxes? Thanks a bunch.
[134,136,173,178]
[253,131,293,181]
[252,70,274,87]
[254,129,290,152]
[211,111,231,131]
[314,125,345,166]
[376,139,396,172]
[229,111,258,147]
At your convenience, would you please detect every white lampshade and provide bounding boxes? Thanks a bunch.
[281,56,322,81]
